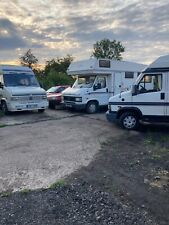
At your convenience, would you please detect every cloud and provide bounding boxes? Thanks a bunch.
[0,0,169,64]
[0,18,28,49]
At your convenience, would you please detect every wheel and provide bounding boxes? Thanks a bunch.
[119,112,139,130]
[38,109,45,113]
[86,101,98,114]
[1,101,9,115]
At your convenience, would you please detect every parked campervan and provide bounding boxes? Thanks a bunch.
[62,58,146,113]
[0,65,48,114]
[106,54,169,129]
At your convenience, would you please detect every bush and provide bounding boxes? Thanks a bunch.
[38,71,75,90]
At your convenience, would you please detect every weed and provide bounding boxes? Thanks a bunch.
[152,154,161,160]
[49,179,65,189]
[0,124,6,128]
[20,188,31,194]
[106,184,119,193]
[0,191,11,197]
[0,111,4,117]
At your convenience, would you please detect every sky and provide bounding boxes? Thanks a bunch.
[0,0,169,66]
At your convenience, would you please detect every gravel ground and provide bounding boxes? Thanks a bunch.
[0,181,155,225]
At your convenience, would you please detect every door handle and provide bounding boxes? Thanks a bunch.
[106,88,108,93]
[161,92,165,100]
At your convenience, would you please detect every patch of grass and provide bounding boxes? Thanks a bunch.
[106,184,119,193]
[0,124,6,128]
[49,179,66,189]
[20,188,31,194]
[0,191,11,197]
[144,134,154,145]
[152,154,162,160]
[0,111,4,117]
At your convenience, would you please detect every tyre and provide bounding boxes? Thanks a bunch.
[119,112,139,130]
[86,101,98,114]
[38,109,45,113]
[1,101,9,115]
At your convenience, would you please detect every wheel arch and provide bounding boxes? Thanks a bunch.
[0,98,7,105]
[86,99,99,106]
[117,107,142,119]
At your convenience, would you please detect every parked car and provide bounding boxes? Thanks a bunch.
[47,85,69,109]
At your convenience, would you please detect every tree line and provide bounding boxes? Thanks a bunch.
[19,39,125,90]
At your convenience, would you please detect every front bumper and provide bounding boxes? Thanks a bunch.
[63,102,86,110]
[7,100,49,112]
[106,111,118,123]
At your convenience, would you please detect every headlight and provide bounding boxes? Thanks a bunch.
[108,104,111,111]
[75,97,82,102]
[11,96,20,101]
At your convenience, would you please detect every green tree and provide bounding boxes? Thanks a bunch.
[92,39,125,60]
[20,49,38,69]
[45,55,73,74]
[42,71,74,90]
[38,55,74,90]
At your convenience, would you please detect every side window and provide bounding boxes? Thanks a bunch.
[125,72,134,79]
[138,74,162,94]
[59,87,66,92]
[94,77,106,89]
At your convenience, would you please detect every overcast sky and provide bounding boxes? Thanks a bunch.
[0,0,169,65]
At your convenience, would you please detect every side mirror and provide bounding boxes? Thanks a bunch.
[132,84,138,96]
[0,82,4,89]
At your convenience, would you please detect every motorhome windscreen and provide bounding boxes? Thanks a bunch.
[73,75,96,88]
[3,73,40,87]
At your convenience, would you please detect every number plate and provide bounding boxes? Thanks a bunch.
[65,104,72,108]
[27,104,37,109]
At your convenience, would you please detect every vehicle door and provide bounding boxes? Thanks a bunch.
[133,73,165,116]
[113,72,123,95]
[92,76,109,105]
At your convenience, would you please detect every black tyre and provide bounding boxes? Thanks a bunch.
[119,112,139,130]
[86,101,98,114]
[38,109,45,113]
[1,101,9,115]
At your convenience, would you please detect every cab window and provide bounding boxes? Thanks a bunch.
[138,74,162,94]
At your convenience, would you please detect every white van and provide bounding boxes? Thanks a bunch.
[0,65,48,114]
[62,58,146,113]
[106,54,169,129]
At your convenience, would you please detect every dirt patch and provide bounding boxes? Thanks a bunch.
[67,124,169,225]
[0,123,168,224]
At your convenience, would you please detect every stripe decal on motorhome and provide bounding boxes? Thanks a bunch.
[109,102,169,106]
[87,92,114,95]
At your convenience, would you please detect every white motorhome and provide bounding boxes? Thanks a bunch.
[62,58,146,113]
[106,54,169,129]
[0,65,48,114]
